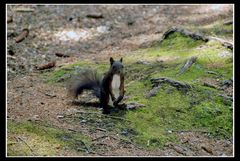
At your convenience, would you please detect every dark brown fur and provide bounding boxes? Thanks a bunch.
[67,57,124,114]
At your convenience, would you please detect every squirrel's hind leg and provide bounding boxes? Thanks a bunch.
[100,91,110,114]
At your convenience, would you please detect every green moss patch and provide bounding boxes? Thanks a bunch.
[40,30,233,151]
[7,120,92,156]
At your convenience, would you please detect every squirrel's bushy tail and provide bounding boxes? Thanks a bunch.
[67,69,102,98]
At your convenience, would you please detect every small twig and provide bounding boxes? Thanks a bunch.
[92,135,108,141]
[103,115,131,122]
[96,127,107,132]
[203,82,217,89]
[14,7,35,12]
[7,55,16,59]
[55,53,70,58]
[173,129,209,133]
[75,110,131,122]
[68,128,77,132]
[45,93,57,98]
[108,135,119,140]
[205,54,214,64]
[80,140,91,153]
[16,136,36,156]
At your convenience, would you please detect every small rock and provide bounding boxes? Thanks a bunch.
[215,108,222,114]
[96,26,110,33]
[220,79,233,86]
[80,119,87,123]
[33,115,39,119]
[121,130,128,136]
[127,20,135,26]
[57,74,71,82]
[223,20,233,25]
[7,16,13,23]
[168,130,172,134]
[57,115,64,119]
[218,51,232,58]
[28,115,40,121]
[8,50,15,56]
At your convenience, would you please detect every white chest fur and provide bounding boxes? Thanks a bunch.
[109,74,120,105]
[111,74,120,97]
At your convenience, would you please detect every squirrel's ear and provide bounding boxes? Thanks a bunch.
[110,57,114,65]
[120,57,123,62]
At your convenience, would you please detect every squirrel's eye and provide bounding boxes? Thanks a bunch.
[113,66,116,69]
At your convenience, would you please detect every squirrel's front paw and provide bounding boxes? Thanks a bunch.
[113,100,118,107]
[112,96,116,102]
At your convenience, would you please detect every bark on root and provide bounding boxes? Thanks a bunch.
[161,27,209,42]
[177,56,198,76]
[151,77,192,90]
[160,27,233,50]
[146,77,192,98]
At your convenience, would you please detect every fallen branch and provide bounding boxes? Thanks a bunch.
[55,53,70,58]
[208,36,233,50]
[177,56,197,76]
[150,77,192,91]
[15,29,29,43]
[86,13,103,19]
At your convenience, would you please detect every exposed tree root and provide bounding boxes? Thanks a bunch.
[160,27,233,50]
[177,56,198,76]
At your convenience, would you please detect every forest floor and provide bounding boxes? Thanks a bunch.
[7,4,233,156]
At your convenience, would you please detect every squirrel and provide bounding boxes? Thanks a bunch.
[67,57,125,114]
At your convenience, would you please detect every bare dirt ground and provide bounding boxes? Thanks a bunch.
[7,4,233,156]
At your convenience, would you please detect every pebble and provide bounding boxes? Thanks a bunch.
[57,115,64,119]
[80,119,87,123]
[168,130,173,134]
[97,26,110,33]
[218,51,232,58]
